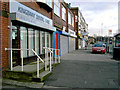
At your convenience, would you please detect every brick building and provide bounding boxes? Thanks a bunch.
[53,0,76,56]
[71,7,88,49]
[1,0,87,71]
[1,0,55,70]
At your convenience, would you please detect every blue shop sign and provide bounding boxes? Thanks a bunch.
[60,31,70,36]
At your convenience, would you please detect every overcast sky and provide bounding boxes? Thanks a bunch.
[64,0,119,36]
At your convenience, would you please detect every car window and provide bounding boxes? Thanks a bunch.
[93,44,103,47]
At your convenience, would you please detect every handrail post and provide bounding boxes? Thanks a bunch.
[47,48,48,67]
[21,50,23,71]
[45,48,47,71]
[50,51,52,71]
[58,49,60,63]
[37,58,39,78]
[52,49,53,64]
[11,49,13,71]
[55,49,57,64]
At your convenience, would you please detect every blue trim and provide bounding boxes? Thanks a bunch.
[59,32,61,56]
[54,32,56,51]
[60,31,70,36]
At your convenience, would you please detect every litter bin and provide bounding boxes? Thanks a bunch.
[113,47,120,60]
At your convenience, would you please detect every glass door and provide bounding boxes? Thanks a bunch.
[12,26,21,66]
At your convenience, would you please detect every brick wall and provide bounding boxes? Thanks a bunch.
[1,16,9,70]
[1,1,9,70]
[0,1,2,71]
[71,8,79,49]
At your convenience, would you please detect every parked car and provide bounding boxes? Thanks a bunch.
[92,43,105,54]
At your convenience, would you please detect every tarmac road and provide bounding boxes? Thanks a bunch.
[44,49,119,89]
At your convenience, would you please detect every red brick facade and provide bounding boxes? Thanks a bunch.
[0,1,9,70]
[71,8,79,49]
[53,1,75,32]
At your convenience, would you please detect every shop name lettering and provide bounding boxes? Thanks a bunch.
[18,7,50,24]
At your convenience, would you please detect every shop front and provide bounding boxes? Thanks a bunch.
[68,29,77,52]
[9,0,56,66]
[60,31,70,56]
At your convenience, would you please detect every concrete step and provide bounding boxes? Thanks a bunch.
[32,70,52,82]
[3,62,45,82]
[3,57,60,83]
[2,79,44,88]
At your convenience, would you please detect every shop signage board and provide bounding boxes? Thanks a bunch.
[9,0,56,31]
[60,31,70,36]
[69,29,77,38]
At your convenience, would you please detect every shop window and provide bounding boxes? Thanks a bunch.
[20,26,28,57]
[28,28,34,56]
[35,30,40,55]
[40,31,45,54]
[47,32,50,48]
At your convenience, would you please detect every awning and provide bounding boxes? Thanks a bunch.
[10,12,56,32]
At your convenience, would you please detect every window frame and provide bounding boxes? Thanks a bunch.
[68,11,72,25]
[54,0,60,17]
[62,5,66,21]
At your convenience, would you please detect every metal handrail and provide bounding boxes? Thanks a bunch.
[32,49,44,63]
[5,48,44,78]
[31,49,44,78]
[43,47,61,71]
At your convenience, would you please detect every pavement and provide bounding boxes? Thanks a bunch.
[43,49,119,89]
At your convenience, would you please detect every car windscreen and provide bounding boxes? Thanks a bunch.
[93,44,103,47]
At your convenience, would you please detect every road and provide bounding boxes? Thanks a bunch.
[44,49,119,89]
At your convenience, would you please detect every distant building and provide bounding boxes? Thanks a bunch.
[71,7,88,49]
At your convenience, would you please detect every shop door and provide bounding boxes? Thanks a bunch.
[12,26,21,66]
[56,33,59,55]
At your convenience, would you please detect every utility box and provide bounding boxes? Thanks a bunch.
[113,33,120,60]
[113,47,120,60]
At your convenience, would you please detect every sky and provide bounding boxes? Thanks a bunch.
[64,0,119,36]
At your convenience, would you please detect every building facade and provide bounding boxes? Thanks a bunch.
[1,0,56,69]
[1,0,87,70]
[53,0,76,56]
[71,7,88,50]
